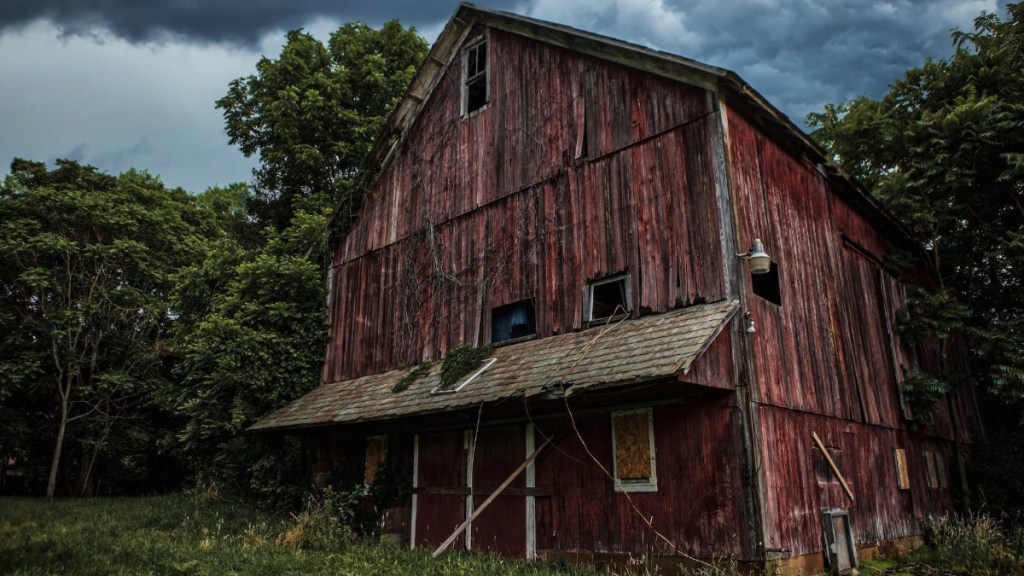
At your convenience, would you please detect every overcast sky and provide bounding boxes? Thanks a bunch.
[0,0,1003,194]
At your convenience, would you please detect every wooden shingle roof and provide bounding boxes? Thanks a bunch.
[251,299,738,432]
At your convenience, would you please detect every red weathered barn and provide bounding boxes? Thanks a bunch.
[252,4,979,573]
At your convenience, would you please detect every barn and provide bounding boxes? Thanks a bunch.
[252,4,979,573]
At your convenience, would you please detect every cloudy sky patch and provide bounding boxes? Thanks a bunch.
[0,0,1003,193]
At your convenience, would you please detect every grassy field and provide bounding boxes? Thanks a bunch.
[4,494,1023,575]
[0,494,602,576]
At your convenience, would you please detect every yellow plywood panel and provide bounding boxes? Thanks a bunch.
[894,448,910,490]
[614,412,651,480]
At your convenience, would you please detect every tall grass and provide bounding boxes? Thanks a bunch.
[0,494,597,576]
[917,512,1024,575]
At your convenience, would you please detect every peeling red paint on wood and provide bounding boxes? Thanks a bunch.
[324,29,724,382]
[533,395,750,558]
[727,108,970,558]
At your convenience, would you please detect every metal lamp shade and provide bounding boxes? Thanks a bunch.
[748,239,771,274]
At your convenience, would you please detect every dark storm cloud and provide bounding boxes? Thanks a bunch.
[0,0,519,46]
[528,0,999,124]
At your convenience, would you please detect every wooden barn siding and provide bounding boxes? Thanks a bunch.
[685,328,735,389]
[728,110,850,418]
[337,28,711,264]
[726,109,967,555]
[759,408,956,557]
[415,429,468,550]
[532,396,751,559]
[470,424,528,557]
[725,109,966,432]
[324,28,727,381]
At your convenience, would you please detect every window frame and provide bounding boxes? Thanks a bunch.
[461,35,489,116]
[585,273,632,324]
[490,298,537,345]
[611,407,657,493]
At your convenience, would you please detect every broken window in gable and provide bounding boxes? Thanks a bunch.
[463,38,488,115]
[587,274,631,323]
[612,408,657,492]
[491,299,536,344]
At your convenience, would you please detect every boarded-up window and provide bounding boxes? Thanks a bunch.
[612,409,656,492]
[924,451,939,489]
[935,453,948,489]
[365,435,387,485]
[893,448,910,490]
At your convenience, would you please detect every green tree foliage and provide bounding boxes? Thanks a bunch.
[193,183,264,249]
[808,3,1024,404]
[217,21,428,231]
[0,159,214,496]
[168,209,329,504]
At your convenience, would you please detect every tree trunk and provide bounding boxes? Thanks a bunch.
[46,386,70,498]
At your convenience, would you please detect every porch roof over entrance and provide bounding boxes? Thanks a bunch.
[250,299,738,432]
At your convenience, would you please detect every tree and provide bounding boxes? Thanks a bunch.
[0,159,214,497]
[217,21,428,231]
[809,3,1024,511]
[808,3,1024,400]
[168,209,329,504]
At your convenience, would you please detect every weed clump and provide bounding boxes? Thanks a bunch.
[393,362,431,393]
[439,345,493,391]
[277,487,356,551]
[918,512,1024,575]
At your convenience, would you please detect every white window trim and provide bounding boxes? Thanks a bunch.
[410,434,419,549]
[430,358,497,395]
[461,34,490,117]
[611,407,657,493]
[585,273,632,323]
[525,423,537,559]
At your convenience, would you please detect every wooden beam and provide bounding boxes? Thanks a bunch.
[811,431,855,501]
[410,486,548,497]
[431,433,556,557]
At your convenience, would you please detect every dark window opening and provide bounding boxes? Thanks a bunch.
[491,299,536,344]
[752,261,782,306]
[588,275,631,321]
[364,435,386,486]
[464,40,488,114]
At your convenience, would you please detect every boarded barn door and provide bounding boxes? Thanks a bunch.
[413,430,467,550]
[469,423,529,557]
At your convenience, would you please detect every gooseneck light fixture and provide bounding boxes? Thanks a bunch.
[737,238,771,274]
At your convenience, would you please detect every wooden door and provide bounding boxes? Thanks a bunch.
[469,424,528,557]
[413,430,466,550]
